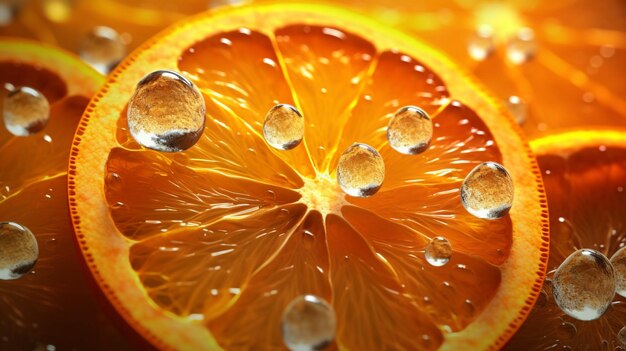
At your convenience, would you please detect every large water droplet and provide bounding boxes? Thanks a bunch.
[610,246,626,298]
[263,104,304,150]
[460,162,514,219]
[0,0,22,26]
[467,25,495,61]
[337,143,384,197]
[78,26,126,74]
[618,326,626,345]
[3,86,50,136]
[387,106,433,155]
[0,222,38,280]
[281,295,336,351]
[506,27,537,64]
[127,70,206,152]
[553,249,615,321]
[505,95,527,125]
[425,236,452,267]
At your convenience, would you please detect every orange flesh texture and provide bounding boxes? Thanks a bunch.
[70,5,547,351]
[506,130,626,350]
[0,41,130,349]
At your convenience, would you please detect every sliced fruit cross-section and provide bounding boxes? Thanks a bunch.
[70,4,548,350]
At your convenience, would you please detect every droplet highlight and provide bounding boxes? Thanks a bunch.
[0,222,39,280]
[3,86,50,136]
[505,95,527,125]
[263,104,304,150]
[78,26,126,74]
[460,162,514,219]
[337,143,385,197]
[553,249,615,321]
[425,236,452,267]
[618,326,626,345]
[127,70,206,152]
[610,246,626,298]
[506,27,537,64]
[467,25,495,61]
[387,106,433,155]
[281,295,336,351]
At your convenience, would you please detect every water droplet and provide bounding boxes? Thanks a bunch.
[337,143,385,197]
[506,27,537,65]
[3,86,49,136]
[78,26,126,74]
[505,96,527,125]
[0,222,38,280]
[387,106,433,155]
[556,321,577,340]
[618,326,626,345]
[263,104,304,150]
[461,162,514,219]
[0,0,21,26]
[127,70,206,152]
[467,25,495,61]
[553,249,615,321]
[425,236,452,267]
[281,295,336,351]
[610,246,626,298]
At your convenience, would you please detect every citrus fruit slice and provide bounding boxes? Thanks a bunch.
[506,129,626,350]
[0,39,130,350]
[70,4,548,350]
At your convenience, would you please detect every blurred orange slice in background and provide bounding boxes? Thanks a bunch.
[506,129,626,349]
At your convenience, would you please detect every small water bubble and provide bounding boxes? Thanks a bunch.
[127,70,206,152]
[556,321,577,341]
[553,249,615,321]
[263,104,304,150]
[506,27,537,64]
[281,295,336,351]
[467,25,495,61]
[0,222,38,280]
[460,162,514,219]
[337,143,385,197]
[425,236,452,267]
[505,95,527,125]
[387,106,433,155]
[618,326,626,345]
[3,86,49,136]
[78,26,126,74]
[610,247,626,298]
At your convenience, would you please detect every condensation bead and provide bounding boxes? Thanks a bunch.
[610,246,626,298]
[460,162,514,219]
[337,143,385,197]
[3,86,49,136]
[618,326,626,345]
[467,25,495,61]
[78,26,126,74]
[387,106,433,155]
[281,295,336,351]
[263,104,304,150]
[0,222,38,280]
[505,95,527,125]
[425,236,452,267]
[553,249,615,321]
[127,70,206,152]
[506,27,537,65]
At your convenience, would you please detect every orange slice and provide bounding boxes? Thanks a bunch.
[506,129,626,349]
[0,39,130,350]
[70,4,548,350]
